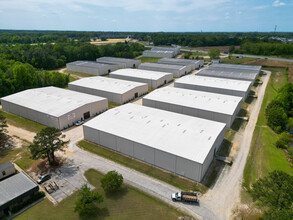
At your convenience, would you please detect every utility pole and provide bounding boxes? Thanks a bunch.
[274,25,277,33]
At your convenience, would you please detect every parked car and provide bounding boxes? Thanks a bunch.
[74,120,84,126]
[37,174,51,184]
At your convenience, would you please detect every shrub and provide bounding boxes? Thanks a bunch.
[100,170,123,193]
[265,100,288,133]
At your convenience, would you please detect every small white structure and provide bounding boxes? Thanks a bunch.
[143,87,242,128]
[66,61,119,76]
[174,75,252,100]
[69,76,148,104]
[143,50,174,58]
[83,104,226,182]
[151,46,181,55]
[139,63,190,77]
[158,58,203,70]
[1,87,108,130]
[0,162,16,180]
[96,57,141,68]
[110,69,173,89]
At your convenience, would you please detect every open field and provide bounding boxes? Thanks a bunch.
[78,140,207,193]
[139,57,161,63]
[0,110,45,133]
[221,57,259,64]
[243,67,293,188]
[15,169,187,220]
[90,38,131,45]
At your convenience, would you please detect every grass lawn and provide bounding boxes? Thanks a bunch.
[0,110,45,133]
[138,57,161,63]
[243,66,293,188]
[64,70,96,78]
[15,169,187,220]
[221,57,259,64]
[108,102,121,109]
[78,140,207,193]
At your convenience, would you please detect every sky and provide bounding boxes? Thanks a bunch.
[0,0,292,32]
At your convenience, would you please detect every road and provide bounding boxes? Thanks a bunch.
[3,71,271,219]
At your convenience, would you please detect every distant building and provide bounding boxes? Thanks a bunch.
[139,63,190,77]
[96,57,141,68]
[143,50,175,58]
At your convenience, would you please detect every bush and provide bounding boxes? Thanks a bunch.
[265,101,288,133]
[11,191,45,213]
[100,171,123,193]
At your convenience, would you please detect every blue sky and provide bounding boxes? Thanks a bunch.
[0,0,292,32]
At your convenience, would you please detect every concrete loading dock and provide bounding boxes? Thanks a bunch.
[83,104,226,182]
[66,61,119,76]
[139,63,190,78]
[196,67,258,82]
[110,69,173,89]
[1,87,108,130]
[158,58,203,70]
[143,87,242,128]
[69,76,148,104]
[96,57,141,68]
[143,50,175,58]
[174,75,252,100]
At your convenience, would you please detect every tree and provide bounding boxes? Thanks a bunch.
[74,184,103,218]
[274,82,293,113]
[100,171,123,193]
[0,112,8,148]
[208,49,220,60]
[265,100,288,133]
[249,170,293,211]
[101,37,107,41]
[29,127,69,165]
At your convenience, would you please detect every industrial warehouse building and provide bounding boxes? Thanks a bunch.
[139,63,190,77]
[0,87,108,130]
[96,57,141,68]
[151,46,181,56]
[110,69,173,89]
[142,50,175,58]
[210,63,262,74]
[66,61,119,76]
[196,67,258,82]
[143,87,242,128]
[174,75,252,100]
[69,77,148,104]
[158,58,204,70]
[83,104,226,182]
[0,171,39,217]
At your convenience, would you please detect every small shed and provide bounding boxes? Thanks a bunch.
[0,162,16,181]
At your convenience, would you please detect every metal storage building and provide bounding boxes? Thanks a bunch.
[143,87,242,128]
[196,68,258,82]
[110,69,173,89]
[143,50,174,58]
[0,171,39,216]
[158,58,203,70]
[96,57,141,68]
[210,63,262,74]
[139,63,190,77]
[0,87,108,130]
[69,76,148,104]
[0,162,16,181]
[83,104,226,182]
[66,61,119,76]
[174,75,252,100]
[151,46,181,55]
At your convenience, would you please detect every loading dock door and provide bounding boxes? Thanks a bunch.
[83,111,90,119]
[135,92,138,98]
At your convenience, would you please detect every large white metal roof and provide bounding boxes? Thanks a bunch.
[110,69,173,80]
[84,104,226,164]
[1,87,107,117]
[69,76,147,94]
[67,60,115,68]
[197,68,257,81]
[0,172,38,207]
[144,87,242,115]
[139,62,186,70]
[175,75,252,92]
[211,63,261,71]
[159,58,201,65]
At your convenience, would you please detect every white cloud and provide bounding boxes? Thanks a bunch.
[253,5,270,10]
[236,11,243,15]
[273,0,286,7]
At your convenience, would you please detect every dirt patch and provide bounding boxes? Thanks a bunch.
[194,46,240,53]
[231,203,263,220]
[29,157,65,175]
[244,59,293,83]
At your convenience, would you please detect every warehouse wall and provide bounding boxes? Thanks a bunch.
[83,126,206,182]
[96,60,126,69]
[139,65,188,78]
[142,51,174,58]
[66,64,119,76]
[121,85,148,104]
